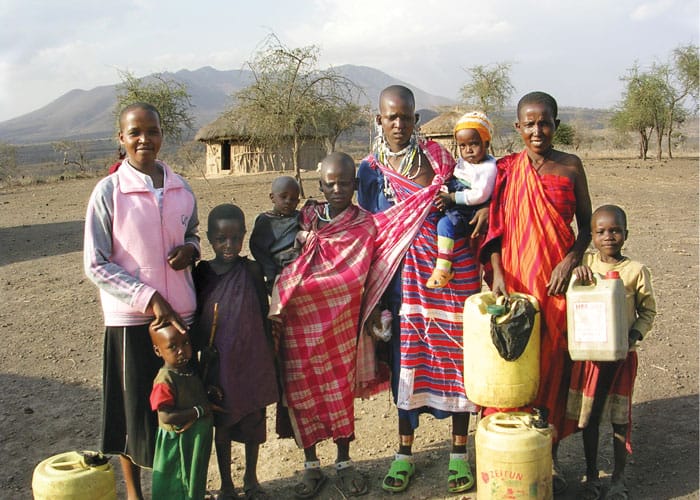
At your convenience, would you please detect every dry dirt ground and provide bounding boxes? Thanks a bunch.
[1,157,697,499]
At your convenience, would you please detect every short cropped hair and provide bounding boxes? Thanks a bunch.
[517,91,559,119]
[119,102,162,129]
[207,203,246,233]
[593,204,628,229]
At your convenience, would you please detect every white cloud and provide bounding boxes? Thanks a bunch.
[630,0,675,21]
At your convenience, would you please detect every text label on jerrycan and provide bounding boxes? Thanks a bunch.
[475,410,553,500]
[567,271,627,361]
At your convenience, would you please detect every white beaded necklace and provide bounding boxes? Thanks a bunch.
[378,135,421,180]
[316,203,332,222]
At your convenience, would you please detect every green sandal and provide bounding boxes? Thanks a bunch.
[447,453,474,493]
[382,455,415,493]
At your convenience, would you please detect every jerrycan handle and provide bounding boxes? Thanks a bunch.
[568,272,604,290]
[486,295,507,316]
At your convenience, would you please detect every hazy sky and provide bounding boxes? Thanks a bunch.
[0,0,697,122]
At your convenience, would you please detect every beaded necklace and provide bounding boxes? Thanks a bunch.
[375,133,422,203]
[378,135,422,180]
[316,203,332,223]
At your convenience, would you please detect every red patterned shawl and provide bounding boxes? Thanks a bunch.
[483,150,576,439]
[270,203,375,448]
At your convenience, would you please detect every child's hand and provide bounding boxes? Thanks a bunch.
[208,403,225,414]
[167,244,196,271]
[572,265,595,285]
[433,191,453,211]
[366,306,383,338]
[207,385,223,403]
[628,329,642,346]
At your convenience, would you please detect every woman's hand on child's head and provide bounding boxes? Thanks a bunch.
[167,244,196,271]
[149,292,188,333]
[470,207,489,239]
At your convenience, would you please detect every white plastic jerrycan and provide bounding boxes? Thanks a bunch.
[567,271,627,361]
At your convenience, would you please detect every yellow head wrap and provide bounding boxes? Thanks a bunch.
[453,111,493,144]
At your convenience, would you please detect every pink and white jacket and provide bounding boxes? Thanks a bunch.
[84,160,199,326]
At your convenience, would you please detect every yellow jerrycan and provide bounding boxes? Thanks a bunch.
[567,270,627,361]
[32,451,117,500]
[463,292,540,407]
[476,410,553,500]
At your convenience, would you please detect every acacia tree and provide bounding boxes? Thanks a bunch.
[316,101,369,154]
[114,70,195,144]
[662,44,699,158]
[53,140,88,171]
[234,34,362,196]
[612,65,669,159]
[459,62,515,153]
[0,141,17,181]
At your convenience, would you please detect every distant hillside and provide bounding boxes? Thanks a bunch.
[0,65,455,145]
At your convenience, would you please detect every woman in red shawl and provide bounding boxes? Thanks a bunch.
[480,91,592,494]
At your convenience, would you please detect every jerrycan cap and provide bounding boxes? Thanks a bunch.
[487,304,506,316]
[605,271,621,279]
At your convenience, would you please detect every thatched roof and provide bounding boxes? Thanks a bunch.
[195,114,254,142]
[420,111,462,137]
[195,113,330,142]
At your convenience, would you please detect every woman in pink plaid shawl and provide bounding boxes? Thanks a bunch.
[270,153,374,498]
[357,85,488,494]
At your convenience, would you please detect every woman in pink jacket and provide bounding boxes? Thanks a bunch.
[84,102,200,500]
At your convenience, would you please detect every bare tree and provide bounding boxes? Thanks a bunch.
[234,34,362,196]
[0,141,17,181]
[459,62,516,154]
[663,44,699,158]
[115,70,195,144]
[53,140,88,172]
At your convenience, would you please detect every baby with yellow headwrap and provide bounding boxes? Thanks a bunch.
[428,111,497,288]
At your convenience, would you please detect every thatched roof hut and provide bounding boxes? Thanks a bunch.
[195,114,326,176]
[420,111,462,156]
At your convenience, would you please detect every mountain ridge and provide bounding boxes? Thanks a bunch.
[0,65,456,144]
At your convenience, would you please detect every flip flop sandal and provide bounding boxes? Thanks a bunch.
[294,461,327,499]
[552,462,568,495]
[581,478,602,500]
[447,453,474,493]
[206,489,239,500]
[382,455,415,493]
[426,269,455,289]
[606,479,629,500]
[243,484,270,500]
[335,460,368,497]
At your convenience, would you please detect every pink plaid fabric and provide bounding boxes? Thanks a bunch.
[270,203,375,448]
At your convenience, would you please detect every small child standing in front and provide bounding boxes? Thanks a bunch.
[428,111,497,288]
[250,176,302,294]
[149,323,214,500]
[565,205,656,500]
[193,204,279,499]
[84,102,199,499]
